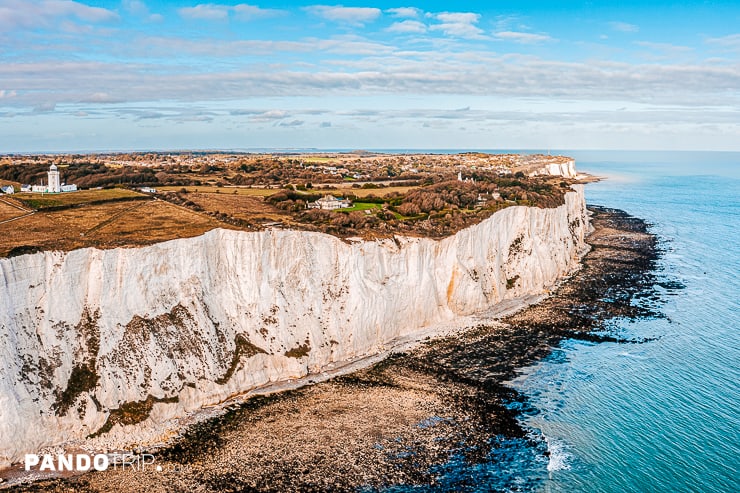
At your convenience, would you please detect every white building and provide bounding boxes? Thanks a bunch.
[47,164,61,193]
[0,185,14,194]
[307,194,352,210]
[457,171,475,184]
[29,165,77,193]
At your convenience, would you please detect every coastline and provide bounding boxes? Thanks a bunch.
[0,185,587,467]
[3,205,659,492]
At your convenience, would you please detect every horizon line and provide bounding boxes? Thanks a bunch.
[3,148,740,156]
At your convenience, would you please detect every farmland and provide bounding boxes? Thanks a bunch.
[0,194,225,257]
[0,151,581,255]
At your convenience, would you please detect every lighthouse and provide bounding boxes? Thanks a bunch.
[47,164,61,193]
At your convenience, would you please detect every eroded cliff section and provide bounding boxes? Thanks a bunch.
[0,186,587,467]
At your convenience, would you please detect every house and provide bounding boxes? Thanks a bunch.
[140,187,157,193]
[457,171,475,184]
[307,194,352,210]
[0,185,14,194]
[476,193,487,208]
[20,184,31,192]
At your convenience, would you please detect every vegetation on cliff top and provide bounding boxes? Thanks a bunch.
[0,152,580,255]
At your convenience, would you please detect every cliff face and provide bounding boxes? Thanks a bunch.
[0,186,587,466]
[532,159,577,178]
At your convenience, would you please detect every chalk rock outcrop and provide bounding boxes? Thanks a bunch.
[530,159,577,178]
[0,186,587,466]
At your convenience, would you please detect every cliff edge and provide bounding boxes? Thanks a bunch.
[0,186,587,466]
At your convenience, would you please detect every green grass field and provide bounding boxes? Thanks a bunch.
[345,185,419,197]
[299,157,337,164]
[337,202,382,212]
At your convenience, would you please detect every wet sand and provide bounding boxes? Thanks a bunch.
[6,206,660,492]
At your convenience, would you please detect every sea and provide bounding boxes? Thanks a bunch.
[507,151,740,493]
[370,150,739,492]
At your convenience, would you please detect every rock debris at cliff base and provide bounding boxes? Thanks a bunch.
[7,206,662,492]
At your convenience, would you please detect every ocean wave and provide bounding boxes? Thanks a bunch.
[545,435,571,472]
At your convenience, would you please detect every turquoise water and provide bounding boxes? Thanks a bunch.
[508,151,740,492]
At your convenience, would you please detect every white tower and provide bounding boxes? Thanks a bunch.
[47,164,61,193]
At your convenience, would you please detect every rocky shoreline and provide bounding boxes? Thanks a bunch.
[6,206,660,492]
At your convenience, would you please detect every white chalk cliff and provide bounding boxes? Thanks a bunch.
[0,185,587,466]
[530,159,577,178]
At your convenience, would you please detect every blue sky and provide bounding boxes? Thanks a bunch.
[1,0,739,152]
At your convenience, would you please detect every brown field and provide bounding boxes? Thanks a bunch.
[157,186,281,197]
[183,192,292,224]
[0,199,29,222]
[158,184,421,199]
[14,188,144,209]
[0,199,226,257]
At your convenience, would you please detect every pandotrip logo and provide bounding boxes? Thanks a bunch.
[24,453,160,473]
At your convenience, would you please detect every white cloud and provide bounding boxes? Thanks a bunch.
[609,21,639,33]
[278,119,304,127]
[494,31,553,44]
[80,92,123,103]
[178,4,230,20]
[122,0,146,16]
[706,33,740,51]
[435,12,479,24]
[493,14,527,32]
[305,5,381,25]
[0,89,17,99]
[0,0,118,30]
[635,41,692,53]
[122,0,163,22]
[6,55,739,111]
[233,4,284,20]
[125,34,393,58]
[173,114,214,123]
[177,3,283,21]
[42,0,117,22]
[386,7,421,18]
[386,20,426,34]
[250,110,290,122]
[429,12,485,39]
